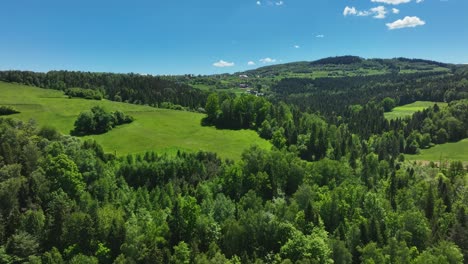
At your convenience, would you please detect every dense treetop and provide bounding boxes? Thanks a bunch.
[0,114,466,263]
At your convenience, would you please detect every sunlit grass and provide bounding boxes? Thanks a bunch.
[405,139,468,162]
[0,81,271,160]
[384,101,447,120]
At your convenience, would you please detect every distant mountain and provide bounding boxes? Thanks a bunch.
[309,55,364,65]
[238,56,454,78]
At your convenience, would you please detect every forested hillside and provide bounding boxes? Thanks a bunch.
[240,56,453,78]
[270,71,467,119]
[0,118,466,263]
[0,71,208,109]
[203,90,467,160]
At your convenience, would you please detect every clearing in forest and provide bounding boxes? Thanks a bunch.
[0,81,271,160]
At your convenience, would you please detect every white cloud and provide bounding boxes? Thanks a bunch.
[213,60,235,67]
[294,45,300,49]
[370,6,387,19]
[357,10,371,16]
[247,61,256,66]
[371,0,411,5]
[416,0,424,3]
[260,57,277,64]
[345,6,387,19]
[257,1,285,7]
[316,34,325,38]
[392,8,400,14]
[386,16,425,29]
[343,6,357,16]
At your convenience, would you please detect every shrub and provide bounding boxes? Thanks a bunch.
[71,106,133,135]
[0,106,19,115]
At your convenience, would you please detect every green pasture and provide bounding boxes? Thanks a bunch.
[406,139,468,162]
[0,82,271,160]
[384,101,447,120]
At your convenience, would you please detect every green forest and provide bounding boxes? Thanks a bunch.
[0,57,467,263]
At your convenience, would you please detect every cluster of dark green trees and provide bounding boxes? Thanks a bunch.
[65,88,104,100]
[393,100,467,153]
[0,117,466,263]
[72,106,134,136]
[271,71,468,119]
[0,106,19,116]
[0,71,208,109]
[204,88,467,160]
[203,93,271,129]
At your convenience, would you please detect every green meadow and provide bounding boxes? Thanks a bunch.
[384,101,447,120]
[0,82,271,160]
[406,139,468,162]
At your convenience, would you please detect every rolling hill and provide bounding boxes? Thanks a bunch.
[238,56,453,78]
[177,56,463,104]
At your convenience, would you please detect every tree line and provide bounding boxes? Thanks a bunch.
[0,71,208,110]
[65,88,104,100]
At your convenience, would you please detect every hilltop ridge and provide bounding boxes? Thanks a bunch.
[238,56,455,78]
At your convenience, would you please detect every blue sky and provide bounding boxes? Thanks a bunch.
[1,0,467,75]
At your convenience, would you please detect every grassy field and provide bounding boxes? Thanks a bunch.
[384,101,447,120]
[406,139,468,162]
[0,82,271,160]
